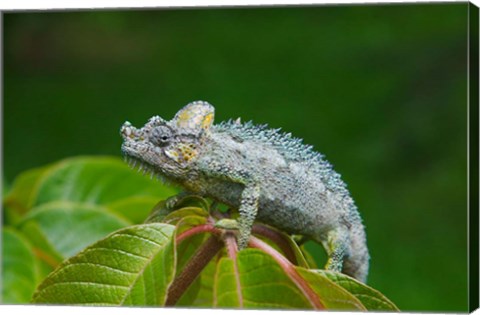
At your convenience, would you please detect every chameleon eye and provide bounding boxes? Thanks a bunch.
[150,125,173,147]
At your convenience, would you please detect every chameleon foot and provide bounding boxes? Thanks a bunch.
[214,218,240,230]
[165,195,182,209]
[165,192,193,209]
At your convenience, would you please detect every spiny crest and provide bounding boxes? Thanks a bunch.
[215,118,350,195]
[216,119,324,163]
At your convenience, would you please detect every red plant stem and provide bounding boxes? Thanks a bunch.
[249,236,325,310]
[176,224,220,243]
[224,232,244,307]
[252,224,298,265]
[165,235,223,306]
[224,233,237,259]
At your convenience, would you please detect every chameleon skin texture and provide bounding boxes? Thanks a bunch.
[120,101,370,282]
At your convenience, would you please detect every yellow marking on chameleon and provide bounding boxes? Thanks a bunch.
[165,148,182,163]
[176,104,214,130]
[177,110,192,124]
[167,149,179,157]
[179,144,197,162]
[202,113,214,129]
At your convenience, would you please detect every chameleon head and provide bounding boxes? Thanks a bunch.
[120,101,215,179]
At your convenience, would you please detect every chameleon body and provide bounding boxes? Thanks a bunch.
[120,101,369,282]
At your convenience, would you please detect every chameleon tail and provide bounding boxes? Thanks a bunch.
[342,223,370,283]
[317,217,370,283]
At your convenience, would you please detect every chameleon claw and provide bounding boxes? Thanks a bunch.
[164,192,193,210]
[165,195,182,209]
[214,218,240,230]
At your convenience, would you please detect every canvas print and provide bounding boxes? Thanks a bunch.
[1,2,478,313]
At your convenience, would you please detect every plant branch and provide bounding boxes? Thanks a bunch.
[176,224,220,243]
[249,236,325,310]
[166,235,223,306]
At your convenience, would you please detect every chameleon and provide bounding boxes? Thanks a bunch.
[120,100,370,282]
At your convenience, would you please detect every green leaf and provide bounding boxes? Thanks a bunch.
[145,194,210,224]
[4,156,177,225]
[295,268,366,310]
[214,248,311,309]
[173,195,210,212]
[144,199,172,223]
[3,177,10,195]
[17,221,64,269]
[2,228,41,303]
[4,165,51,215]
[163,208,210,226]
[300,244,318,269]
[19,201,130,259]
[252,224,310,268]
[32,223,176,306]
[314,270,399,311]
[32,156,176,207]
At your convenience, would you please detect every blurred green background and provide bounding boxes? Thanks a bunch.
[3,3,468,311]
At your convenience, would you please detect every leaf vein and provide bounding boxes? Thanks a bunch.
[114,232,163,247]
[84,247,149,260]
[351,294,395,307]
[141,226,171,240]
[63,262,137,275]
[239,281,301,290]
[117,240,172,304]
[42,281,130,289]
